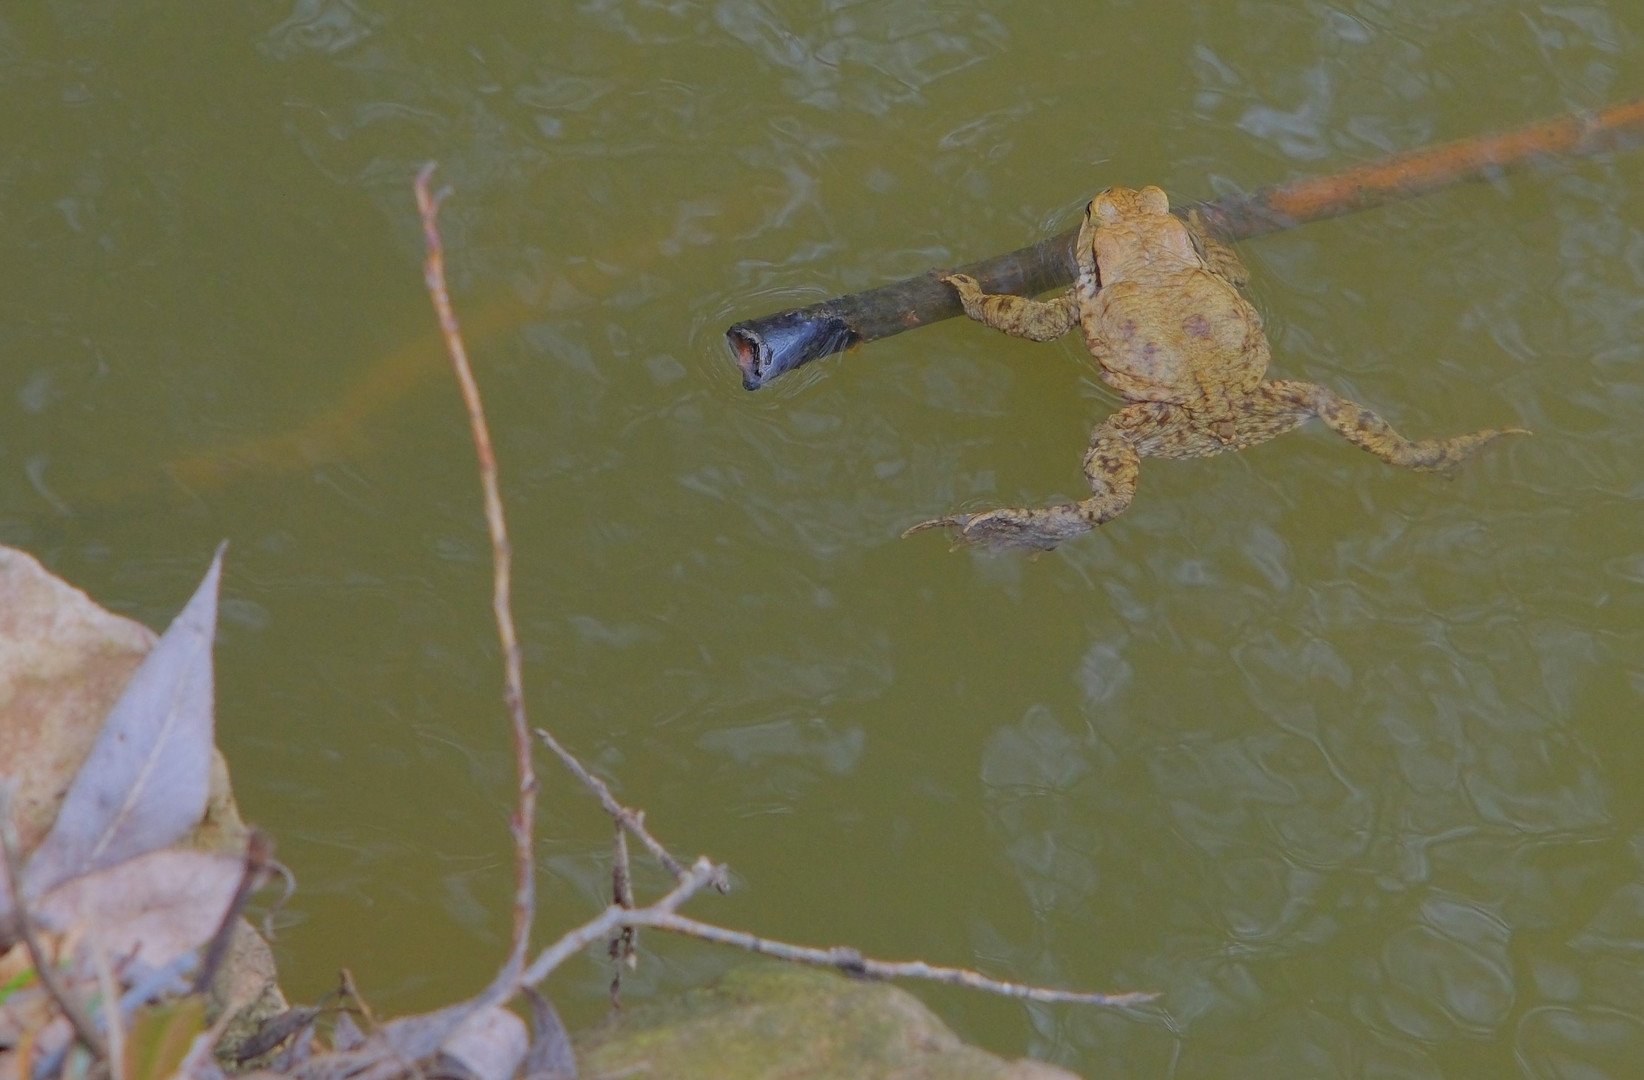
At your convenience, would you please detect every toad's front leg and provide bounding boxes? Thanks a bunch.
[942,273,1078,342]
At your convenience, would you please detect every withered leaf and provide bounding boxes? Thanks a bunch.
[378,999,481,1062]
[34,848,242,978]
[331,1011,366,1053]
[437,1006,527,1080]
[521,989,576,1080]
[294,1000,482,1080]
[23,545,226,899]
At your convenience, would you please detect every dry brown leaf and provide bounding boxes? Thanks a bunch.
[0,547,156,926]
[438,1006,528,1080]
[520,989,575,1080]
[331,1012,365,1053]
[24,547,225,901]
[34,849,241,978]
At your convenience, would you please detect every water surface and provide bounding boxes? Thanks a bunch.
[3,2,1643,1076]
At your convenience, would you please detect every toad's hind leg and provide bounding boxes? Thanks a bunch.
[1255,379,1528,469]
[903,403,1178,551]
[942,273,1078,342]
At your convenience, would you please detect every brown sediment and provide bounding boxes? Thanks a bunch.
[70,180,807,513]
[162,291,534,496]
[728,97,1644,389]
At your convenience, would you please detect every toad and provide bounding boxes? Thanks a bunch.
[905,185,1526,551]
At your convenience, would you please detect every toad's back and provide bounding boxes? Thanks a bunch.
[1083,266,1270,406]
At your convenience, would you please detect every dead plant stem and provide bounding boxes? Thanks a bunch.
[518,857,1153,1008]
[533,727,720,889]
[520,859,723,988]
[414,162,538,993]
[193,828,273,995]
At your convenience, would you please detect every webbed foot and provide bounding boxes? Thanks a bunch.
[1268,380,1534,473]
[902,507,1092,552]
[1419,427,1532,476]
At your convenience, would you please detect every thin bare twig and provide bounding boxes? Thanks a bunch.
[0,786,108,1061]
[609,822,635,1007]
[414,162,539,995]
[520,859,724,987]
[194,827,274,994]
[338,968,377,1031]
[534,726,723,891]
[639,914,1156,1008]
[519,855,1153,1008]
[262,857,297,941]
[612,824,635,921]
[611,821,634,966]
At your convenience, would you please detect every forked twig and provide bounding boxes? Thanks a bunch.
[414,162,539,993]
[193,827,274,995]
[520,859,723,987]
[533,727,723,891]
[519,857,1152,1007]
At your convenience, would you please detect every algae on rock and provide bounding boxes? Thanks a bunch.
[576,964,1082,1080]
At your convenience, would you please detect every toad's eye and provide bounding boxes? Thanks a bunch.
[1090,191,1124,224]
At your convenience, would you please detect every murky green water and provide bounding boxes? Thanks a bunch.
[6,1,1644,1075]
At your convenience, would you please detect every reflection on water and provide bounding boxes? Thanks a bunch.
[4,1,1644,1077]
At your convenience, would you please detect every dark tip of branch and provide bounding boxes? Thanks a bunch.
[726,309,857,390]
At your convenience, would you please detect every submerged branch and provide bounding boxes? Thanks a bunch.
[727,97,1644,388]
